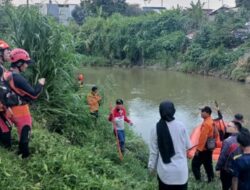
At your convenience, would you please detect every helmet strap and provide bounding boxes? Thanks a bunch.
[0,50,3,61]
[18,67,22,72]
[11,61,24,71]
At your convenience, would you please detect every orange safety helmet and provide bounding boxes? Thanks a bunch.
[0,40,10,50]
[10,48,31,64]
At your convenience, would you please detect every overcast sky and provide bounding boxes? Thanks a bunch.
[12,0,236,9]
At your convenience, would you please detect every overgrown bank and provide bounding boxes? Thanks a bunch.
[0,118,156,189]
[73,5,250,83]
[0,6,155,190]
[0,117,222,190]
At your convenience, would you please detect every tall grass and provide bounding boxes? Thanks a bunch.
[0,122,155,190]
[4,6,90,142]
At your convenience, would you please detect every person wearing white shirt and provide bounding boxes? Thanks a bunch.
[148,100,191,190]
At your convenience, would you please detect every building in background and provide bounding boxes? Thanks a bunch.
[37,2,77,25]
[126,0,235,10]
[142,6,166,12]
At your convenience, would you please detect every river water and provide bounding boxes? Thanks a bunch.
[83,67,250,144]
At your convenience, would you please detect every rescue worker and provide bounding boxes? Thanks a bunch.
[0,66,13,148]
[4,48,45,158]
[213,104,225,141]
[192,106,215,182]
[0,40,12,148]
[232,129,250,190]
[0,40,11,66]
[77,73,84,88]
[87,86,102,118]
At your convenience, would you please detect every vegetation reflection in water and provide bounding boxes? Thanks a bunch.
[84,67,250,142]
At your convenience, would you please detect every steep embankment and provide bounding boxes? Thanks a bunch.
[230,52,250,83]
[0,120,155,190]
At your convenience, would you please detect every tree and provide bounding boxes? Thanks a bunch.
[124,4,143,16]
[236,0,250,9]
[0,1,13,35]
[71,5,86,25]
[1,0,12,5]
[188,0,205,29]
[81,0,128,17]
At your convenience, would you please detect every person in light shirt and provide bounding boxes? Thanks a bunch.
[148,100,191,190]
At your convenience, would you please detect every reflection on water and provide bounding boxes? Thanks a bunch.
[83,67,250,144]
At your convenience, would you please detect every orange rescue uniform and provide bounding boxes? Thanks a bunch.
[197,116,214,151]
[87,92,101,113]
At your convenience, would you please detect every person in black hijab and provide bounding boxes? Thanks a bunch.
[148,100,191,190]
[157,101,176,164]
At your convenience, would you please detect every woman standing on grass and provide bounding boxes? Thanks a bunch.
[148,100,191,190]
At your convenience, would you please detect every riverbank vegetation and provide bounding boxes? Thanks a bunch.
[0,1,247,189]
[0,5,155,189]
[71,1,250,82]
[2,1,250,82]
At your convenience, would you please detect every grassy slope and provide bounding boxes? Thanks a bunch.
[0,119,156,190]
[0,86,221,190]
[0,120,223,190]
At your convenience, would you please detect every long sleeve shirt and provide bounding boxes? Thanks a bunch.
[86,92,101,113]
[197,116,214,151]
[9,72,43,103]
[216,134,240,171]
[148,120,191,185]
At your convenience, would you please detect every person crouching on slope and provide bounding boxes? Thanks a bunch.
[108,99,133,154]
[4,48,45,158]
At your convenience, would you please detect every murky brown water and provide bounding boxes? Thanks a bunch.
[83,67,250,143]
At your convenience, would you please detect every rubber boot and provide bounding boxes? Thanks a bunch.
[19,126,30,158]
[0,131,11,149]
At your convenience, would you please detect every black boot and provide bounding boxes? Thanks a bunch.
[0,131,11,149]
[19,126,31,158]
[19,142,30,158]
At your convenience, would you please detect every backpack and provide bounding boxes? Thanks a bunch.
[0,72,21,107]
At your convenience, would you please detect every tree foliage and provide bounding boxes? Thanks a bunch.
[4,6,88,132]
[81,0,128,17]
[0,3,13,36]
[188,0,205,29]
[71,5,86,25]
[74,5,250,72]
[76,10,187,65]
[236,0,250,9]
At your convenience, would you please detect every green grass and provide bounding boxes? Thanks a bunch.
[0,118,156,190]
[188,162,221,190]
[0,117,223,190]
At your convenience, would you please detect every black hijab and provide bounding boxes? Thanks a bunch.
[156,101,176,164]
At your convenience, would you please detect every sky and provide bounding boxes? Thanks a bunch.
[12,0,236,10]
